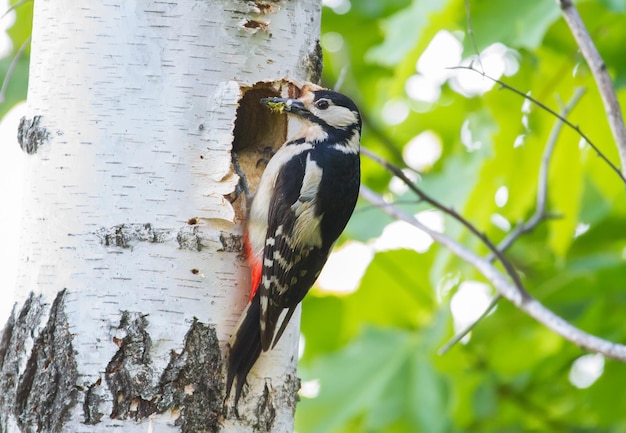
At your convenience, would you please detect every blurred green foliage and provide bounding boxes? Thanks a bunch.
[4,0,626,431]
[298,0,626,432]
[0,0,31,117]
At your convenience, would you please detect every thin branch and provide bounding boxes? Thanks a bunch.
[354,199,421,214]
[0,35,31,105]
[360,185,626,362]
[464,0,484,73]
[493,86,586,256]
[438,87,586,354]
[333,66,348,93]
[448,65,626,184]
[2,0,30,18]
[362,147,528,297]
[558,0,626,178]
[438,293,499,355]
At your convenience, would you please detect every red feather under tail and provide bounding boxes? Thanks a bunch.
[243,231,262,300]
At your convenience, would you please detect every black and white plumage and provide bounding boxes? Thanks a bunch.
[226,88,361,406]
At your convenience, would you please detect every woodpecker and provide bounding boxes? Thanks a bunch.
[226,87,361,406]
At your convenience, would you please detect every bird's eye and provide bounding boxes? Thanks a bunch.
[316,100,330,110]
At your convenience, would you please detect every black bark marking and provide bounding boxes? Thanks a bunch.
[254,379,277,432]
[0,293,46,432]
[104,312,156,421]
[253,374,299,432]
[96,223,208,250]
[82,377,104,425]
[97,223,172,248]
[13,289,78,433]
[2,297,227,429]
[304,40,323,85]
[177,225,202,251]
[17,115,50,154]
[164,319,223,433]
[281,373,300,417]
[104,314,223,430]
[219,232,243,253]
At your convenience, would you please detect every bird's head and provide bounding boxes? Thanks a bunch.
[261,88,362,149]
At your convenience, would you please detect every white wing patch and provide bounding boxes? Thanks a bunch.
[260,293,269,331]
[291,155,323,248]
[248,144,313,260]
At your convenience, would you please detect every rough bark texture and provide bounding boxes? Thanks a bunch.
[2,0,322,431]
[13,290,78,432]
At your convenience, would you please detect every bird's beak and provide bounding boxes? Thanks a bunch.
[260,97,307,115]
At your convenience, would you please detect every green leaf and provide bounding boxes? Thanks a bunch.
[6,0,33,56]
[302,249,436,361]
[546,127,584,257]
[366,0,453,66]
[472,380,498,419]
[350,0,412,18]
[344,200,395,243]
[0,57,28,117]
[598,0,626,11]
[1,0,31,115]
[463,0,560,52]
[297,327,415,433]
[342,249,436,336]
[297,326,450,433]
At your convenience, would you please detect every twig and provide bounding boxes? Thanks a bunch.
[0,35,31,105]
[438,87,586,354]
[464,0,484,73]
[333,66,348,93]
[362,147,528,297]
[360,185,626,361]
[438,293,500,354]
[492,87,586,256]
[448,65,626,184]
[354,199,420,214]
[558,0,626,178]
[2,0,30,18]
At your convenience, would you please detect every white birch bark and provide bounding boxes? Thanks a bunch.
[0,1,322,432]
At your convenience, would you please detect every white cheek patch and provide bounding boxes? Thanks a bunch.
[314,106,359,129]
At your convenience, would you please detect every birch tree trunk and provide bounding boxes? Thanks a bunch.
[0,1,322,432]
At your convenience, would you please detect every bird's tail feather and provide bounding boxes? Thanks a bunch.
[225,290,262,406]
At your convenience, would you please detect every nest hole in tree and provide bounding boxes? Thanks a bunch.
[229,83,288,220]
